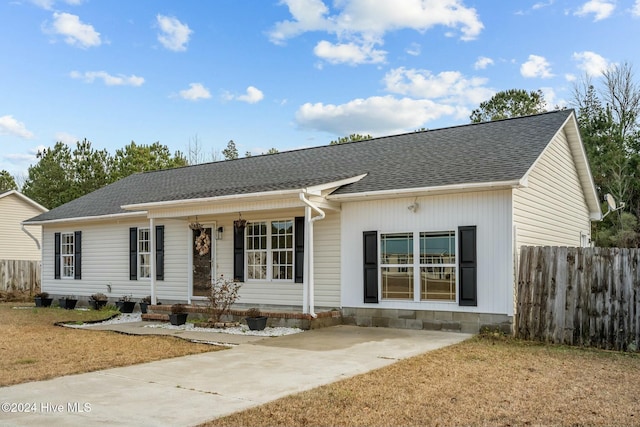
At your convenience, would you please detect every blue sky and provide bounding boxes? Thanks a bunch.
[1,0,639,177]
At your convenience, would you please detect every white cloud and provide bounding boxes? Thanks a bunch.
[295,96,458,135]
[269,0,483,64]
[237,86,264,104]
[313,40,386,65]
[384,67,494,106]
[0,115,34,139]
[572,51,612,76]
[156,15,192,52]
[48,12,101,48]
[574,0,615,21]
[533,0,554,10]
[179,83,211,101]
[565,73,577,82]
[70,71,144,86]
[54,132,78,145]
[30,0,83,10]
[520,54,554,78]
[223,86,264,104]
[405,42,421,56]
[295,65,499,135]
[633,0,640,16]
[474,56,494,70]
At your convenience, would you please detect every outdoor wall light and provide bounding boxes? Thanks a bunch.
[216,226,224,240]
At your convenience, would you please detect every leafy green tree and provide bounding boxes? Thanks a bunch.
[266,148,279,154]
[72,139,112,197]
[222,140,238,160]
[470,89,547,123]
[0,170,18,192]
[111,141,187,181]
[330,134,373,145]
[22,142,75,209]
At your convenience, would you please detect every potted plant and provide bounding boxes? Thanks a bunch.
[34,292,53,308]
[139,296,153,314]
[88,293,108,310]
[169,304,188,326]
[116,295,136,313]
[245,307,268,331]
[58,295,78,310]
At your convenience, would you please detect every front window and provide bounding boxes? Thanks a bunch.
[380,233,414,300]
[380,231,456,302]
[246,219,294,281]
[61,232,75,279]
[420,232,456,301]
[138,228,150,279]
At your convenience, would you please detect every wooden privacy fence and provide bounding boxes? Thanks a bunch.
[0,259,41,293]
[516,246,640,351]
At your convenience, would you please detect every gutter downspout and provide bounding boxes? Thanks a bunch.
[21,224,41,250]
[299,192,326,318]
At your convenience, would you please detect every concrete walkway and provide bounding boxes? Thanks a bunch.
[0,325,471,427]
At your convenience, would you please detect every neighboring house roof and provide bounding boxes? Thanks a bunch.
[25,109,599,223]
[0,190,48,214]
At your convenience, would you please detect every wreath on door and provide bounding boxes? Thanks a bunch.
[195,229,210,256]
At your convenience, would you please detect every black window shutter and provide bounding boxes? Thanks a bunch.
[294,216,305,283]
[363,231,379,303]
[54,232,61,280]
[155,225,164,281]
[233,226,245,282]
[74,231,82,280]
[129,227,137,280]
[458,225,477,306]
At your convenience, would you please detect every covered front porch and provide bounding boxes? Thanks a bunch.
[120,178,360,316]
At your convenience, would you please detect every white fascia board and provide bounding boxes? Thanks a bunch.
[328,180,522,201]
[121,188,302,211]
[304,174,368,196]
[23,211,147,226]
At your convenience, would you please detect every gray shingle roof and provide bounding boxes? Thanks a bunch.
[26,110,573,223]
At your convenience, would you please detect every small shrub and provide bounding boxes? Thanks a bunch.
[171,303,187,314]
[35,292,49,299]
[118,295,132,302]
[207,277,242,323]
[245,307,261,318]
[140,296,152,304]
[90,293,108,301]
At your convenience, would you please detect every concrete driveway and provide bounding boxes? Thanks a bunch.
[0,325,471,427]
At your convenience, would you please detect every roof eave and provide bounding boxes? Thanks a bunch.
[328,180,523,201]
[23,211,147,226]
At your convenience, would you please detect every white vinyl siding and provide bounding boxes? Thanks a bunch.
[341,190,513,315]
[0,193,46,260]
[513,128,591,249]
[41,218,188,300]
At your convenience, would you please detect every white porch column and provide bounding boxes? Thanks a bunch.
[149,217,156,305]
[302,205,311,314]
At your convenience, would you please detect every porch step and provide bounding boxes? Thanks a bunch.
[141,313,169,322]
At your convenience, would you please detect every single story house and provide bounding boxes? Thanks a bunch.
[0,190,48,260]
[25,110,601,332]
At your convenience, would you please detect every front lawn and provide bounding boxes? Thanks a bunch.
[203,333,640,427]
[0,302,223,387]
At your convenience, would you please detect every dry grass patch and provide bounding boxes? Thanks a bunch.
[0,302,223,386]
[203,334,640,427]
